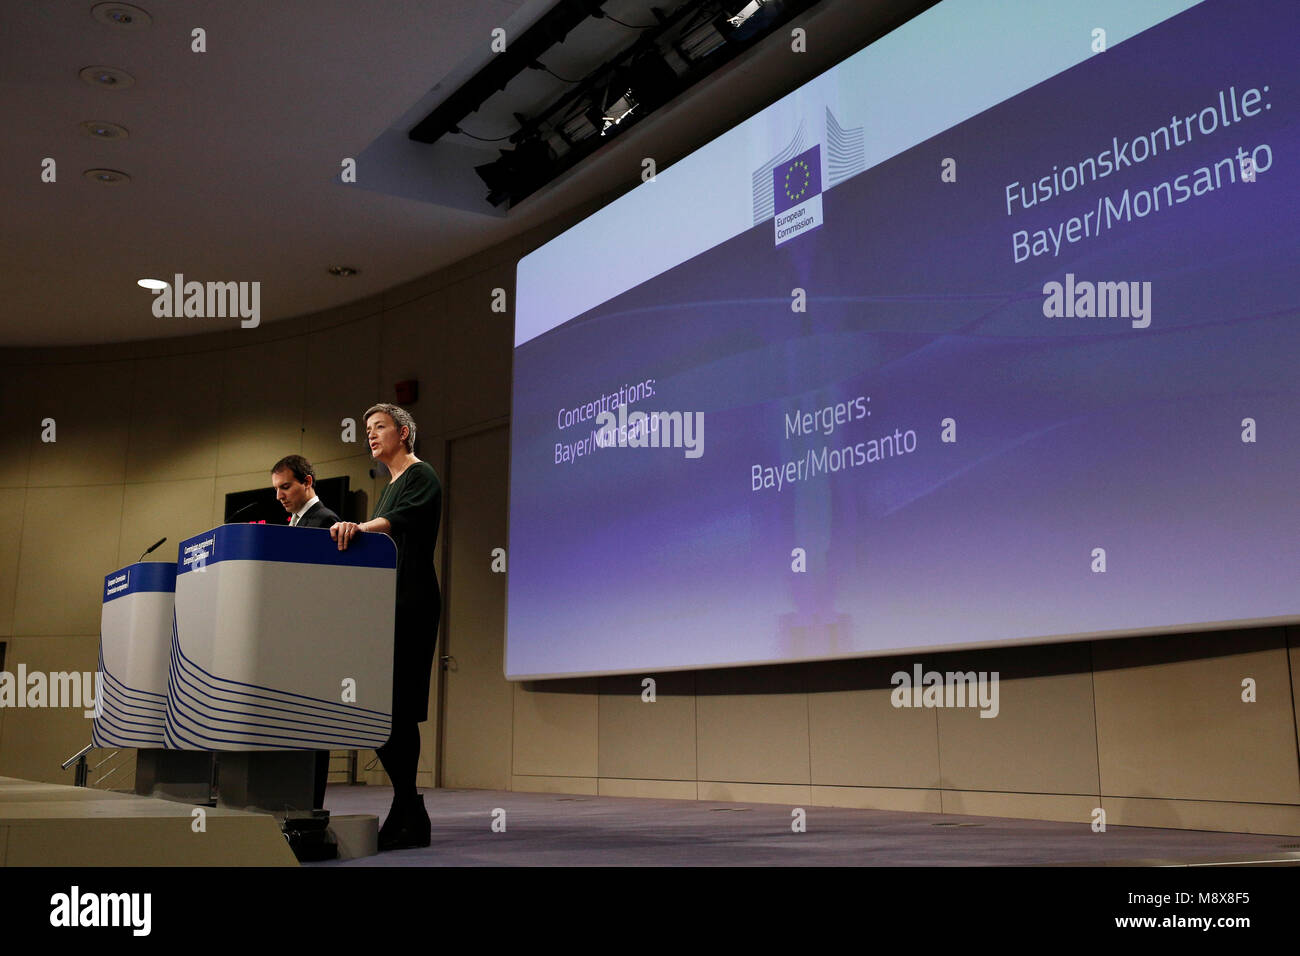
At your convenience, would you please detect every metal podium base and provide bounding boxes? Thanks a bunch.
[216,751,317,814]
[134,749,215,803]
[214,752,336,861]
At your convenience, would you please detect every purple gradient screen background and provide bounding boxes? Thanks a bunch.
[507,0,1299,679]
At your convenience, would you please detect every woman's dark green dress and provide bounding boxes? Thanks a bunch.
[373,460,442,723]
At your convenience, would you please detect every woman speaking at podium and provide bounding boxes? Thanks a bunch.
[330,403,441,851]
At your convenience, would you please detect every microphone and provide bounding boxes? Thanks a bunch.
[137,537,167,562]
[230,502,260,520]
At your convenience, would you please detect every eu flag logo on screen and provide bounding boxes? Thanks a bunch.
[772,144,823,246]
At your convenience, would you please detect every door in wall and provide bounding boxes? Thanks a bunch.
[439,425,511,790]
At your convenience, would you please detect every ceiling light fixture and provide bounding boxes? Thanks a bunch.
[725,1,765,28]
[79,66,135,91]
[91,3,153,29]
[416,0,820,209]
[80,121,129,141]
[597,89,638,135]
[83,168,131,185]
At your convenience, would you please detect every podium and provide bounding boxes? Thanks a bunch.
[168,523,395,752]
[97,523,397,823]
[96,562,175,749]
[167,523,396,816]
[97,562,213,801]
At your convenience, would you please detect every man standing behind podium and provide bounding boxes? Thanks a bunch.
[271,453,339,812]
[272,455,340,528]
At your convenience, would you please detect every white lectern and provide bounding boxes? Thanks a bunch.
[167,523,396,814]
[168,523,396,750]
[96,562,175,748]
[98,562,214,800]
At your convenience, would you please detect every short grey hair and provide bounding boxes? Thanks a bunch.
[364,403,417,452]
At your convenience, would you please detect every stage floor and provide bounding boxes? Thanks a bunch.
[314,785,1300,867]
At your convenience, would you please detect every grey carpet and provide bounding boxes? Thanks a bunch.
[309,785,1300,867]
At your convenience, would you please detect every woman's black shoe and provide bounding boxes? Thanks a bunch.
[378,794,431,851]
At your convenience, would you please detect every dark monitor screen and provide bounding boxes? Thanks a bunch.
[224,475,352,525]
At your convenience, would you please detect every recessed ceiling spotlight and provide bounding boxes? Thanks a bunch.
[79,66,135,90]
[83,168,131,185]
[80,120,129,141]
[91,3,153,29]
[137,278,168,290]
[327,266,359,277]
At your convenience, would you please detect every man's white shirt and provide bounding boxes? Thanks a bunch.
[290,495,321,526]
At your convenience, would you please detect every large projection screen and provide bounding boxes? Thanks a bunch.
[506,0,1299,680]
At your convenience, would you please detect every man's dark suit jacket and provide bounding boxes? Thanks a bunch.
[294,500,340,528]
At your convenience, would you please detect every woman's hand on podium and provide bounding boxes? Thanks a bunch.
[330,521,362,550]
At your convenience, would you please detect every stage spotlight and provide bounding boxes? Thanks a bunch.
[591,54,679,134]
[594,88,639,135]
[474,136,557,207]
[557,110,599,146]
[676,20,727,61]
[715,0,782,41]
[725,1,764,28]
[473,154,511,202]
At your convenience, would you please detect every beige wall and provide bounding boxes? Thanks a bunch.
[3,221,1298,836]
